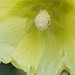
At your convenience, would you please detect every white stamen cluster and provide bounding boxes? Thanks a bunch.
[35,10,51,30]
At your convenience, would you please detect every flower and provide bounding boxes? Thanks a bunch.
[0,0,75,75]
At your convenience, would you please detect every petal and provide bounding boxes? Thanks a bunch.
[35,31,64,75]
[0,17,27,63]
[36,32,75,75]
[11,29,46,74]
[0,0,28,63]
[0,40,15,63]
[0,0,19,17]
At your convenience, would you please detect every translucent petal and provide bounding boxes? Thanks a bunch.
[37,25,75,75]
[35,30,64,75]
[11,30,46,74]
[0,17,27,63]
[0,0,19,17]
[0,40,15,63]
[0,0,29,63]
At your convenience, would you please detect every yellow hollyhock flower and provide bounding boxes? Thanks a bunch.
[0,0,75,75]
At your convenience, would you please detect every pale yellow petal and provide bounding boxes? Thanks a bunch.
[0,17,27,63]
[0,0,19,17]
[11,29,47,74]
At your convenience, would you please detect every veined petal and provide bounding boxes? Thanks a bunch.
[11,30,46,74]
[36,31,64,75]
[36,33,75,75]
[0,0,20,17]
[0,17,27,63]
[0,0,29,63]
[0,40,15,63]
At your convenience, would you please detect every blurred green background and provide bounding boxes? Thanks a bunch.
[0,62,26,75]
[0,63,70,75]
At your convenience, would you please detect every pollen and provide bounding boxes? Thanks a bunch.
[35,10,51,30]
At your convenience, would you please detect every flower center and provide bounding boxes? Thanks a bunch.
[35,10,51,30]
